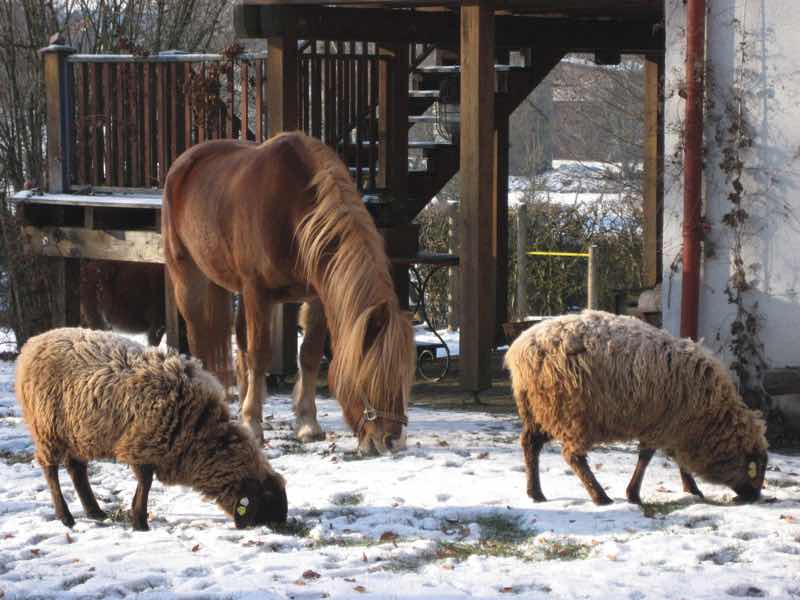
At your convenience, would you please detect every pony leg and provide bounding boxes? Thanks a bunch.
[235,296,249,404]
[65,457,106,520]
[625,446,655,505]
[521,423,550,502]
[240,289,274,444]
[562,449,613,505]
[293,299,327,443]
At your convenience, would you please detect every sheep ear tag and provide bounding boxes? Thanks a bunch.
[237,497,250,516]
[748,462,758,479]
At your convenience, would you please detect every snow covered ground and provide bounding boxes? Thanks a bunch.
[1,358,799,600]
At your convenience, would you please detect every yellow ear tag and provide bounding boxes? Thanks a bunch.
[237,505,247,516]
[748,461,758,479]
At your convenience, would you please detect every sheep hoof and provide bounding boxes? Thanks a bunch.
[86,509,107,521]
[60,514,76,528]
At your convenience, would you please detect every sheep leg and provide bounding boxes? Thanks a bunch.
[679,468,704,499]
[43,464,75,528]
[293,299,327,443]
[625,446,655,504]
[521,425,550,502]
[130,464,154,531]
[563,450,613,505]
[65,458,106,520]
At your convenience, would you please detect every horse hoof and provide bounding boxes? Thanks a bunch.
[296,425,326,443]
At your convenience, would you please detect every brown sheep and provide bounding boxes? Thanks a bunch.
[16,328,287,530]
[504,310,768,506]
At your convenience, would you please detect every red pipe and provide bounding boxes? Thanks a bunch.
[680,0,706,340]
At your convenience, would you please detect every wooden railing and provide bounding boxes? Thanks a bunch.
[67,51,268,191]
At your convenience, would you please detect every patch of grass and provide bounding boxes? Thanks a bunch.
[105,502,133,526]
[476,513,532,543]
[436,540,530,562]
[768,478,799,489]
[641,499,691,518]
[272,517,310,537]
[0,449,34,465]
[331,492,364,507]
[537,538,593,561]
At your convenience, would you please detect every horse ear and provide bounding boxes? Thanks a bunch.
[363,302,389,355]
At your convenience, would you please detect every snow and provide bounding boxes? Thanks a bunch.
[1,358,799,600]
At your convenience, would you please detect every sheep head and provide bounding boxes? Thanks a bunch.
[230,472,288,528]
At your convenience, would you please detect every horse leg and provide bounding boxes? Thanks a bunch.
[65,457,106,520]
[293,299,327,443]
[240,288,273,444]
[626,445,655,505]
[79,261,107,330]
[235,296,249,404]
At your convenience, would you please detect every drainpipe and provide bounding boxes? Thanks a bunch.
[680,0,706,340]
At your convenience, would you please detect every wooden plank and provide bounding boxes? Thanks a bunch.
[42,41,75,193]
[12,190,162,210]
[103,63,113,185]
[643,56,659,288]
[378,43,409,213]
[22,225,164,263]
[235,5,663,52]
[227,61,235,138]
[77,62,88,185]
[459,0,495,392]
[143,63,154,186]
[157,63,167,185]
[130,64,141,186]
[91,63,102,187]
[311,43,322,138]
[171,63,178,165]
[255,58,264,141]
[116,63,125,186]
[240,60,249,140]
[184,64,193,149]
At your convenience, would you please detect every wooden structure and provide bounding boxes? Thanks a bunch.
[15,0,664,393]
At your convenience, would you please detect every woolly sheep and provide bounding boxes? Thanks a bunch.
[16,328,287,530]
[504,311,768,505]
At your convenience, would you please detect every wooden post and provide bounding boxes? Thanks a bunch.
[378,43,409,220]
[515,203,528,319]
[266,26,300,377]
[459,0,495,392]
[41,34,76,193]
[493,99,510,345]
[587,244,600,310]
[41,35,80,327]
[447,201,460,331]
[643,56,662,288]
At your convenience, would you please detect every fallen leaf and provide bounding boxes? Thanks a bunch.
[191,544,201,552]
[780,514,796,524]
[2,533,13,539]
[362,552,368,562]
[476,452,489,459]
[30,549,40,557]
[437,440,449,447]
[594,463,603,470]
[354,585,367,593]
[65,533,74,544]
[344,577,356,583]
[441,563,454,570]
[500,587,514,593]
[302,570,321,580]
[379,531,398,544]
[293,579,306,586]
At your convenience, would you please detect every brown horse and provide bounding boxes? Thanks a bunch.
[161,132,415,453]
[80,260,165,346]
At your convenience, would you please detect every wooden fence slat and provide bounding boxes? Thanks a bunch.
[115,63,125,186]
[227,61,235,139]
[143,63,153,186]
[184,64,193,149]
[240,61,249,140]
[197,64,206,143]
[77,63,88,185]
[311,43,321,139]
[103,63,114,185]
[255,58,264,141]
[170,62,178,167]
[157,63,166,186]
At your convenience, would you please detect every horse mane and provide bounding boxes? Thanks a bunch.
[294,135,414,415]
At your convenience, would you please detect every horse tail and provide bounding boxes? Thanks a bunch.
[162,150,233,391]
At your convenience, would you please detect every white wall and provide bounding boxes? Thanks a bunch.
[663,0,800,368]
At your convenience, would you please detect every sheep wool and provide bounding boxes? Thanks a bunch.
[505,310,768,505]
[16,327,287,530]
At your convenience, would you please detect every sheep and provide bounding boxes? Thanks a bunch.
[16,327,287,530]
[504,310,768,506]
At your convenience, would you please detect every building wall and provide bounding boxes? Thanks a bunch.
[663,0,800,368]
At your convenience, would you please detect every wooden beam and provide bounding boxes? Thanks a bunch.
[266,29,300,377]
[378,43,410,220]
[23,226,164,263]
[40,36,76,193]
[459,0,495,393]
[235,5,663,53]
[493,98,509,346]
